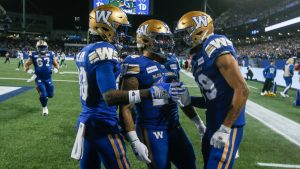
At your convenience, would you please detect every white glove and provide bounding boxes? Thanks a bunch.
[177,87,191,107]
[126,131,151,163]
[210,124,231,149]
[26,74,37,83]
[53,68,59,73]
[192,115,206,136]
[27,69,34,74]
[150,82,185,100]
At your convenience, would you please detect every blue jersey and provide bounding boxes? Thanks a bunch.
[30,51,54,80]
[122,54,180,129]
[191,34,246,130]
[263,65,277,79]
[75,42,120,127]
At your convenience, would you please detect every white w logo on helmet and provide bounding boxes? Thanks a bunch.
[137,24,148,35]
[96,10,112,23]
[192,15,208,29]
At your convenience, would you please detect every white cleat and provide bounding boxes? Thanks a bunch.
[260,92,266,96]
[42,107,48,116]
[16,68,19,71]
[27,74,37,83]
[280,92,286,97]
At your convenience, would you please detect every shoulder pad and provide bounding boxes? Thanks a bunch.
[122,55,142,75]
[88,46,119,64]
[205,35,234,58]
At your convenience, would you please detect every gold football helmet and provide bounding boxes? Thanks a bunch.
[89,4,130,43]
[175,11,214,51]
[136,19,174,58]
[36,40,48,54]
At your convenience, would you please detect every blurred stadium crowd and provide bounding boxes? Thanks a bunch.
[1,0,300,66]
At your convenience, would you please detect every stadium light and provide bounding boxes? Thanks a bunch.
[265,17,300,32]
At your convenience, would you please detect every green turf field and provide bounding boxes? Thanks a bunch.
[0,58,300,169]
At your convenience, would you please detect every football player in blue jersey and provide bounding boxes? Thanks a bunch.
[24,40,59,116]
[120,19,206,169]
[71,5,185,169]
[175,11,249,169]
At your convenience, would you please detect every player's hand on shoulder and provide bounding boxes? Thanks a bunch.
[126,131,151,163]
[210,124,231,149]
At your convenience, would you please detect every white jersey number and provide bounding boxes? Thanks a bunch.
[79,67,88,101]
[197,74,217,100]
[36,57,50,67]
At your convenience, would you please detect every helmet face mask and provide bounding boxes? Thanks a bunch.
[137,19,174,59]
[36,40,48,55]
[151,34,174,58]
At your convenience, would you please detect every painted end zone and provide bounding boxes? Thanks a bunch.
[0,86,33,102]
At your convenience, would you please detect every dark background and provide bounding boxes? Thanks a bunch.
[0,0,237,30]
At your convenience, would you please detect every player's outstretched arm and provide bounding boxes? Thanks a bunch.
[119,76,151,163]
[53,58,60,70]
[216,54,250,128]
[24,58,33,72]
[95,61,151,106]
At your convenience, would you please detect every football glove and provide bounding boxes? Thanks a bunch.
[177,87,191,107]
[192,115,206,136]
[53,68,59,73]
[210,124,231,149]
[27,69,34,74]
[126,131,151,163]
[26,74,37,83]
[150,82,185,100]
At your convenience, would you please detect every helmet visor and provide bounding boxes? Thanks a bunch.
[37,45,48,54]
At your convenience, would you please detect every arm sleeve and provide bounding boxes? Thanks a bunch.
[95,61,117,94]
[191,96,206,108]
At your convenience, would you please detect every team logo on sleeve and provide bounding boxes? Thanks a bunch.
[96,10,112,23]
[205,37,233,57]
[89,47,118,64]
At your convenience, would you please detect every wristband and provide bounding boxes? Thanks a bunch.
[129,90,141,104]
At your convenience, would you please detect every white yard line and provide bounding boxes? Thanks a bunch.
[181,69,300,146]
[257,162,300,168]
[248,85,258,90]
[246,101,300,146]
[59,71,78,74]
[0,77,78,83]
